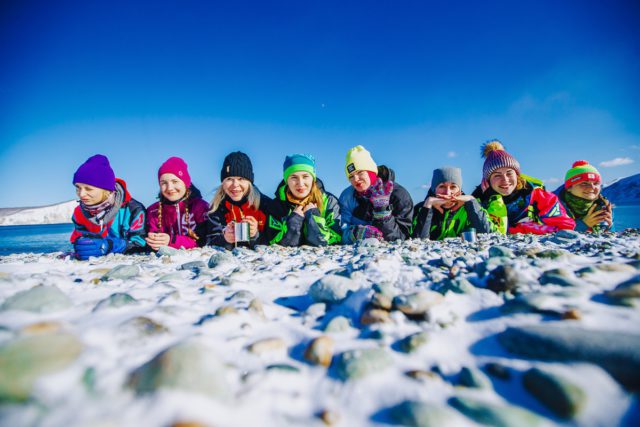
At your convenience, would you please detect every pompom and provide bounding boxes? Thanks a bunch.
[572,160,589,168]
[481,139,505,158]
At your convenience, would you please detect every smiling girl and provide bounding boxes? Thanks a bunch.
[196,151,272,249]
[267,154,341,246]
[71,154,146,259]
[145,157,208,251]
[554,160,614,233]
[473,140,574,234]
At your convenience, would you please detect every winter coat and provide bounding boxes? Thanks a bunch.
[70,178,147,252]
[267,179,342,247]
[473,177,575,234]
[553,186,615,233]
[412,192,495,240]
[146,185,209,249]
[339,166,413,243]
[196,191,273,250]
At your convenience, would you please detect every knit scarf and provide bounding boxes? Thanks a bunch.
[286,190,313,208]
[81,187,123,226]
[562,190,594,219]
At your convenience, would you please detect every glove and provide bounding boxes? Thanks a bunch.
[74,237,127,260]
[365,179,394,220]
[351,225,383,242]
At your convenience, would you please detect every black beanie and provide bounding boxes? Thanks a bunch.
[221,151,254,182]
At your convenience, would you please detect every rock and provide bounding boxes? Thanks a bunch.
[523,367,586,419]
[208,251,237,269]
[248,298,265,317]
[335,348,393,381]
[305,302,326,318]
[93,293,138,311]
[497,325,640,390]
[247,338,287,355]
[562,309,582,320]
[556,229,581,240]
[360,308,392,325]
[0,333,83,402]
[393,291,443,316]
[1,285,72,313]
[449,396,545,427]
[488,246,514,258]
[458,366,492,389]
[324,316,351,333]
[605,275,640,298]
[121,317,168,335]
[215,305,238,316]
[486,265,521,293]
[360,237,381,247]
[596,263,637,274]
[265,364,300,373]
[485,363,511,380]
[436,278,475,295]
[156,246,179,256]
[227,290,256,305]
[389,400,461,427]
[308,274,362,304]
[405,370,442,382]
[178,261,207,271]
[397,332,429,353]
[20,321,66,336]
[318,408,340,425]
[539,271,583,287]
[101,264,140,281]
[535,249,572,260]
[370,293,393,310]
[128,340,228,398]
[156,272,189,283]
[501,293,558,315]
[303,336,334,367]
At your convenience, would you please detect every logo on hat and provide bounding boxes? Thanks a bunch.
[347,163,356,174]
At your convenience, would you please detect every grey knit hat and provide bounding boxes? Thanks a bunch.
[430,167,463,193]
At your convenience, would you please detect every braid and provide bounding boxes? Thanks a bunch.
[183,189,199,240]
[157,202,163,232]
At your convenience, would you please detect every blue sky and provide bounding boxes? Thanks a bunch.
[1,0,639,207]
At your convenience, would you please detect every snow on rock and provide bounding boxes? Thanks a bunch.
[0,200,76,226]
[0,230,639,426]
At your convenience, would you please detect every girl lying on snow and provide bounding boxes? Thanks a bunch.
[145,157,208,251]
[554,160,614,233]
[412,167,494,240]
[339,145,414,243]
[267,154,342,246]
[196,151,273,249]
[71,154,146,259]
[472,140,575,235]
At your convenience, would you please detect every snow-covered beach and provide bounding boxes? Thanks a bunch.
[1,230,639,427]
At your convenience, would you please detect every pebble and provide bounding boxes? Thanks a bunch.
[323,316,351,333]
[360,308,392,325]
[392,290,444,316]
[523,367,586,419]
[488,246,514,258]
[308,274,362,304]
[605,274,640,299]
[389,400,462,427]
[1,285,72,313]
[247,337,287,355]
[208,251,237,269]
[335,348,393,380]
[458,366,492,389]
[449,396,545,427]
[397,332,429,353]
[486,264,522,293]
[485,362,511,380]
[93,293,139,311]
[156,246,179,257]
[101,264,140,281]
[303,336,334,367]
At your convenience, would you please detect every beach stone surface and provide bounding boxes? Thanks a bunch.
[1,285,72,313]
[335,348,393,380]
[523,367,586,419]
[309,274,362,304]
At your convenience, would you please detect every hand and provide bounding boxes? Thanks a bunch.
[582,204,612,229]
[293,205,305,217]
[145,232,171,251]
[303,203,317,214]
[351,225,383,241]
[424,197,450,214]
[74,237,109,260]
[223,223,236,243]
[449,194,475,211]
[243,216,259,238]
[365,179,394,212]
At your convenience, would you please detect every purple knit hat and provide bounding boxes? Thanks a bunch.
[72,154,116,191]
[481,140,520,189]
[158,156,191,188]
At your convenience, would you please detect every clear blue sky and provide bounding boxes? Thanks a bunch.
[2,0,639,207]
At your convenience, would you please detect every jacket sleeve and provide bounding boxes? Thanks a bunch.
[70,207,90,243]
[196,211,234,250]
[123,200,147,252]
[412,203,433,239]
[304,195,342,246]
[464,199,494,234]
[531,188,576,231]
[171,235,198,250]
[269,212,304,246]
[146,203,160,234]
[373,185,413,241]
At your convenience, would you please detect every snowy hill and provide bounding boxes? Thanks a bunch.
[603,173,640,205]
[0,200,76,226]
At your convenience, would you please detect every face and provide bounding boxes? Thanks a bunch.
[567,180,601,201]
[159,173,187,202]
[489,167,518,196]
[222,176,250,201]
[435,182,461,208]
[349,170,372,192]
[75,183,109,206]
[287,171,314,199]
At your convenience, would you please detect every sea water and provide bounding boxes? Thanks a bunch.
[0,205,638,255]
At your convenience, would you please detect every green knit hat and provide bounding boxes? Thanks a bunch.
[564,160,601,188]
[283,154,317,181]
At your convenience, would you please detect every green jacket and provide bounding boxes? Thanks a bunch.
[412,195,494,240]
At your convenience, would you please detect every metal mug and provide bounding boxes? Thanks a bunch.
[234,221,250,242]
[461,229,477,243]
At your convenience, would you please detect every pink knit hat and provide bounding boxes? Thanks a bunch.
[481,140,520,190]
[158,157,191,188]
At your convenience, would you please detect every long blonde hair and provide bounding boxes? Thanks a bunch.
[209,181,261,213]
[286,181,325,215]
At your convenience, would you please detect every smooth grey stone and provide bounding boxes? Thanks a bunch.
[120,316,168,335]
[0,333,83,402]
[523,367,586,419]
[309,274,361,304]
[128,340,229,398]
[486,265,522,293]
[501,293,557,315]
[539,273,584,287]
[498,325,640,390]
[156,246,179,256]
[397,332,429,353]
[360,238,381,247]
[1,285,71,313]
[335,348,392,380]
[606,274,640,299]
[489,246,514,258]
[93,293,138,311]
[155,272,189,283]
[208,251,237,268]
[178,261,207,271]
[436,278,474,295]
[535,249,572,260]
[556,229,581,240]
[393,290,443,315]
[323,316,351,333]
[449,396,545,427]
[459,366,492,389]
[101,265,140,281]
[389,400,461,427]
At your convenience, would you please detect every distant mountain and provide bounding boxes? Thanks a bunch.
[0,200,76,226]
[603,173,640,206]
